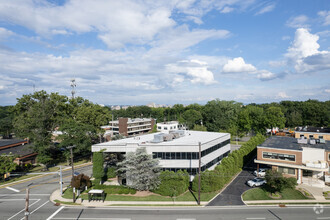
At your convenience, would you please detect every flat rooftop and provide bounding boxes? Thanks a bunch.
[259,136,330,151]
[0,139,26,148]
[94,131,229,147]
[295,126,330,133]
[109,118,153,124]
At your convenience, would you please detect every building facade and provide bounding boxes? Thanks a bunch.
[92,130,230,180]
[255,136,329,187]
[295,127,330,141]
[0,139,37,165]
[102,118,155,137]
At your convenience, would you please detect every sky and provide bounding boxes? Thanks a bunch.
[0,0,329,106]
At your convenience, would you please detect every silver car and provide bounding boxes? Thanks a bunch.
[247,177,266,187]
[253,168,267,177]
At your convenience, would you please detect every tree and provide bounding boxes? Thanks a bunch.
[154,170,189,197]
[264,106,286,130]
[92,152,105,184]
[182,109,202,129]
[192,124,207,131]
[0,106,14,138]
[203,99,241,132]
[117,147,161,191]
[265,170,287,193]
[0,154,17,179]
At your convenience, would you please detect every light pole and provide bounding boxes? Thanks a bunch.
[198,142,201,205]
[66,145,76,202]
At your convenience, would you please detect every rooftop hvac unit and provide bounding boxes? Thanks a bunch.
[151,133,164,143]
[163,134,174,141]
[297,137,308,144]
[320,138,326,144]
[309,139,316,145]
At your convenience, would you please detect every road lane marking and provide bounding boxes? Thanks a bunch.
[5,187,20,192]
[7,199,40,220]
[20,200,49,220]
[0,194,50,196]
[52,218,131,220]
[0,199,38,201]
[46,205,65,220]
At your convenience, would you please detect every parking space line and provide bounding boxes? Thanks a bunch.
[46,206,65,220]
[7,199,40,220]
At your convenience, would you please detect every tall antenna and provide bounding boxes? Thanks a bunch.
[70,78,76,99]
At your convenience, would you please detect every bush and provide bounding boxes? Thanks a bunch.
[153,170,189,197]
[93,184,136,194]
[106,167,116,179]
[92,152,105,184]
[192,170,222,193]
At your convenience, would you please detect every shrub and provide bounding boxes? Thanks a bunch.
[92,152,105,184]
[106,167,116,179]
[154,170,189,197]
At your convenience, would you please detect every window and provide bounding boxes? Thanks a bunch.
[158,126,161,129]
[164,127,168,130]
[278,166,295,175]
[263,152,295,161]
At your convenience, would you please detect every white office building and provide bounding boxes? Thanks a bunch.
[92,130,230,180]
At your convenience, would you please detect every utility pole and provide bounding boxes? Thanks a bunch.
[198,142,201,205]
[60,165,63,195]
[25,188,29,220]
[67,145,76,202]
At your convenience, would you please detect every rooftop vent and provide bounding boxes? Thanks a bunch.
[151,133,164,143]
[309,139,316,145]
[297,137,308,144]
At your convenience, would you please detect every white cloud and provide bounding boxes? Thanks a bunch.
[166,59,216,85]
[222,57,257,73]
[325,89,330,93]
[0,27,14,40]
[282,36,290,41]
[257,70,276,80]
[318,11,330,26]
[221,7,234,14]
[276,92,290,99]
[286,15,309,28]
[255,4,276,15]
[285,28,330,73]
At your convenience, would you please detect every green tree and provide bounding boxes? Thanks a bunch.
[154,170,189,197]
[92,152,105,184]
[192,124,207,131]
[182,109,202,129]
[0,154,17,179]
[264,106,286,130]
[117,147,161,191]
[0,106,14,138]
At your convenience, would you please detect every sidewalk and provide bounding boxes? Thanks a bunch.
[50,189,207,206]
[244,184,330,206]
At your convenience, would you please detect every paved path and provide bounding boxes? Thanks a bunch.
[207,169,254,206]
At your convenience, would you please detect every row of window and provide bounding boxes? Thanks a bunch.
[262,152,295,161]
[161,150,230,175]
[152,138,230,160]
[158,126,177,130]
[278,166,295,175]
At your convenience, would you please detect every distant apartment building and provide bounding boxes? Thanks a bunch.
[156,121,186,132]
[102,118,155,137]
[295,126,330,141]
[255,136,329,187]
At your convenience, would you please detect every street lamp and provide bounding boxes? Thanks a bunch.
[66,145,76,202]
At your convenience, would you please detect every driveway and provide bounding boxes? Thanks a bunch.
[207,169,254,206]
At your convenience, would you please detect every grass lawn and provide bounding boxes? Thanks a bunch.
[63,187,218,202]
[230,141,246,145]
[57,158,90,167]
[0,174,39,186]
[242,188,312,201]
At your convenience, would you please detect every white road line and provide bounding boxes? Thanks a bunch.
[7,199,40,220]
[20,201,49,220]
[46,206,65,220]
[0,194,50,196]
[5,187,20,192]
[246,218,266,220]
[52,218,131,220]
[0,199,38,201]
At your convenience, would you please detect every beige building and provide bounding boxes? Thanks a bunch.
[255,136,329,187]
[295,126,330,141]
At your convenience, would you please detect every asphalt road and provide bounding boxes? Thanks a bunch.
[16,205,330,220]
[0,164,92,220]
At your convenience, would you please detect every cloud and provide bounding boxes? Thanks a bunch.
[276,92,290,99]
[325,89,330,93]
[255,3,276,15]
[0,27,14,40]
[286,15,309,28]
[221,7,234,14]
[166,59,216,85]
[222,57,257,73]
[318,11,330,26]
[285,28,330,73]
[257,70,276,81]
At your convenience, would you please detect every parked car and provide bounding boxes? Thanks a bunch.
[253,168,268,177]
[247,178,266,187]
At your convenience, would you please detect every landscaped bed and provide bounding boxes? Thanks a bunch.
[242,188,313,201]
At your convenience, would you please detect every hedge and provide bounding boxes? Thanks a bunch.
[153,170,189,197]
[192,134,266,193]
